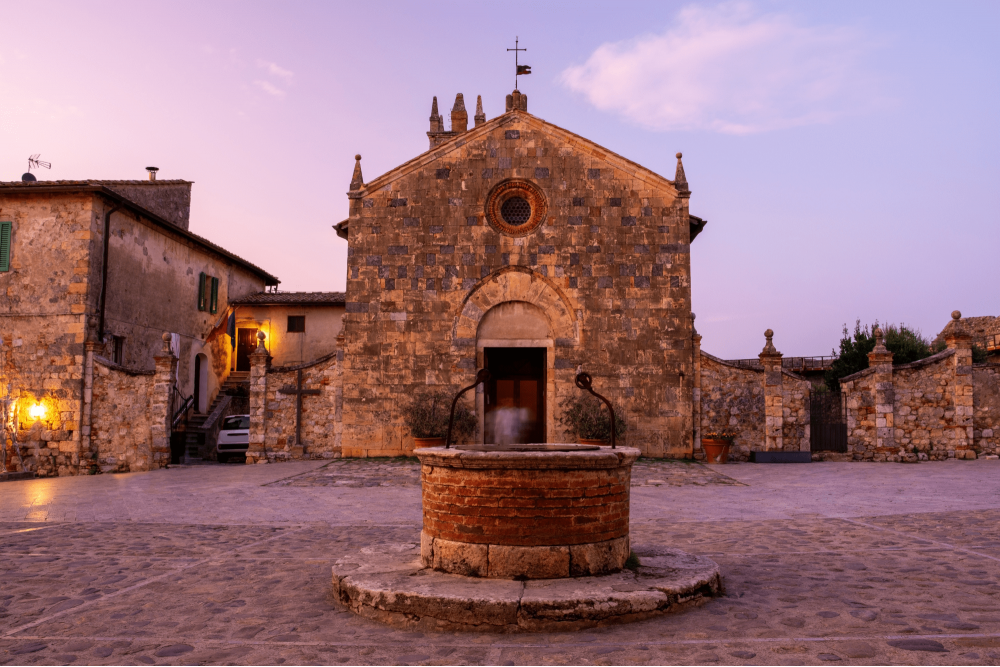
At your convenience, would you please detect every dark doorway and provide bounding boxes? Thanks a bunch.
[484,347,546,444]
[810,392,847,452]
[193,354,203,414]
[236,328,258,372]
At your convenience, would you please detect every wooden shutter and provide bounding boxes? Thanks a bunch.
[198,272,207,311]
[0,222,11,272]
[210,276,219,314]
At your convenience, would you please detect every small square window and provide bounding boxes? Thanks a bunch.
[287,316,305,333]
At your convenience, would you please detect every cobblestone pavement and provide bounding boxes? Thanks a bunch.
[265,457,743,489]
[2,459,1000,665]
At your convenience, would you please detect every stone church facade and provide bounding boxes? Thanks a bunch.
[332,92,705,458]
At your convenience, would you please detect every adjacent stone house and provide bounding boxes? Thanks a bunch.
[230,292,345,368]
[329,91,707,458]
[0,175,278,475]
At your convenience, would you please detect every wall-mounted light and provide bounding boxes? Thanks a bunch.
[29,403,45,421]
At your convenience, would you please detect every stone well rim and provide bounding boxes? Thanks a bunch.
[414,445,640,470]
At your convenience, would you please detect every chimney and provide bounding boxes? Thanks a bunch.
[474,95,486,127]
[146,166,159,181]
[451,93,468,133]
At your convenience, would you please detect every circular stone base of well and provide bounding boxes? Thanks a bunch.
[331,543,723,632]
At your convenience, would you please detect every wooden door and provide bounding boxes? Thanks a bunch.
[236,328,258,372]
[484,347,546,444]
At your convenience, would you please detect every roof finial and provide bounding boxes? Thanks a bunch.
[349,154,363,191]
[760,328,779,356]
[474,95,486,127]
[674,152,688,190]
[872,326,887,354]
[429,96,442,133]
[451,93,468,133]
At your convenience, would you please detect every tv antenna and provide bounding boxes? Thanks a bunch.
[28,155,51,173]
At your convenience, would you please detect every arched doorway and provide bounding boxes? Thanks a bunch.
[193,353,209,414]
[476,301,553,444]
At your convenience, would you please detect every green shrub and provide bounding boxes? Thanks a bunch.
[402,390,476,440]
[825,320,933,392]
[559,394,626,442]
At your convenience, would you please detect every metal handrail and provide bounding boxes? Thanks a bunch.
[171,387,194,428]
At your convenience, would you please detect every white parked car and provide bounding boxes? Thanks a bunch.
[216,414,250,463]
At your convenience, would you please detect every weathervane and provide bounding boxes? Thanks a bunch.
[507,37,530,90]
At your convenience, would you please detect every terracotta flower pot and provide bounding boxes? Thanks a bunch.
[702,439,731,464]
[579,438,608,446]
[413,437,445,448]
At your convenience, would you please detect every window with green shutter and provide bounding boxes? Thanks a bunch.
[198,272,207,311]
[0,221,11,272]
[210,276,219,314]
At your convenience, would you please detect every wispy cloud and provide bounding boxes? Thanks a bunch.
[560,2,882,134]
[253,80,286,98]
[257,59,294,83]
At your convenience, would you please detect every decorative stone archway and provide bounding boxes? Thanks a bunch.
[452,266,580,348]
[453,267,580,444]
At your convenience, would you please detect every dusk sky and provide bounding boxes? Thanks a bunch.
[3,0,997,358]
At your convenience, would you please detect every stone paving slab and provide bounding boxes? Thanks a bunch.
[2,462,1000,664]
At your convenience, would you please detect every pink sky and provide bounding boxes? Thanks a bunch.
[3,1,998,357]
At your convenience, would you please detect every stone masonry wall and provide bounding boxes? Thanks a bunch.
[782,375,811,452]
[260,353,339,461]
[699,354,764,461]
[90,358,155,472]
[892,352,964,459]
[974,365,1000,456]
[843,370,877,459]
[0,192,95,476]
[341,108,694,458]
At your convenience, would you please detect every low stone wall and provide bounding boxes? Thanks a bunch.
[974,364,1000,455]
[840,318,988,461]
[699,354,764,461]
[698,351,810,460]
[90,358,156,472]
[247,348,340,464]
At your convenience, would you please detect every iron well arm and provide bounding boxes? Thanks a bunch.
[575,371,617,449]
[445,368,491,449]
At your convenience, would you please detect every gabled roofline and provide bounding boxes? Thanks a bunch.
[0,183,279,285]
[356,110,682,196]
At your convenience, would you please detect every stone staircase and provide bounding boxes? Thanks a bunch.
[182,372,251,460]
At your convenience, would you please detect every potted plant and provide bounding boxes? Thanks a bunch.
[402,390,476,447]
[702,429,737,464]
[559,394,626,445]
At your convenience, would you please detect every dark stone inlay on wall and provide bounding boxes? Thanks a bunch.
[569,276,578,288]
[498,157,512,169]
[598,277,613,289]
[390,198,407,207]
[366,256,382,266]
[448,198,463,206]
[485,245,497,254]
[505,130,521,139]
[467,216,478,226]
[587,169,601,179]
[635,276,650,288]
[426,278,435,290]
[554,359,575,369]
[642,207,653,217]
[535,167,550,178]
[622,216,637,226]
[670,275,681,288]
[436,168,450,179]
[570,253,580,265]
[363,199,374,208]
[568,216,583,226]
[388,245,408,255]
[346,302,368,313]
[539,245,555,255]
[426,254,436,266]
[482,168,494,179]
[430,225,443,234]
[384,278,395,290]
[398,266,407,278]
[635,244,650,254]
[587,246,601,253]
[573,197,585,206]
[440,245,455,254]
[403,217,420,227]
[609,198,622,207]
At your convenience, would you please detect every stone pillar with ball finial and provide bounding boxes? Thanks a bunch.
[759,329,784,451]
[944,310,975,457]
[150,331,179,471]
[867,326,895,454]
[246,331,270,464]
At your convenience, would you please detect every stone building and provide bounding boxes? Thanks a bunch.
[231,292,345,368]
[329,91,707,458]
[0,175,278,475]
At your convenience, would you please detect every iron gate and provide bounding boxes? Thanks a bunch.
[810,392,847,452]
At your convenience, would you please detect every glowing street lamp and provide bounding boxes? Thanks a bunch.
[29,403,45,421]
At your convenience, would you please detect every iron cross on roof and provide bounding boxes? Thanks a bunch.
[507,37,530,90]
